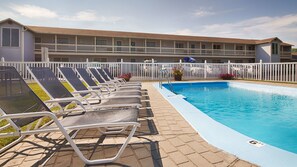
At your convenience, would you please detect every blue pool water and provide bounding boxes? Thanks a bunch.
[165,82,297,154]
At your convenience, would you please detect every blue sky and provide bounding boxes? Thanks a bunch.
[1,0,297,47]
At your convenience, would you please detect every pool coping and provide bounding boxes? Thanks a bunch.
[154,81,297,167]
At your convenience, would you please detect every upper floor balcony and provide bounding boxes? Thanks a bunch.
[34,34,257,57]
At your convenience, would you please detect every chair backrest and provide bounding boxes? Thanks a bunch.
[58,67,88,91]
[28,67,73,102]
[0,66,49,127]
[76,68,98,87]
[97,68,110,81]
[103,68,114,79]
[89,68,106,83]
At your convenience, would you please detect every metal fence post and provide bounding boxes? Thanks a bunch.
[259,59,262,80]
[228,60,230,74]
[120,59,123,75]
[1,57,5,66]
[86,58,89,68]
[151,59,155,80]
[204,60,207,79]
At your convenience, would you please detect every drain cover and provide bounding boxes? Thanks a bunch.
[248,140,264,147]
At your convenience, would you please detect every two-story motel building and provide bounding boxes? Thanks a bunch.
[0,18,293,63]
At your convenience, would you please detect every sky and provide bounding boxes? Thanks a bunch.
[1,0,297,47]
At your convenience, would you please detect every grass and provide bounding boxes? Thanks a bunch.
[0,82,74,148]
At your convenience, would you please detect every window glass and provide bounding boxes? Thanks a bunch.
[96,39,107,45]
[272,43,279,54]
[11,29,19,47]
[57,37,69,44]
[35,37,41,43]
[175,43,184,48]
[213,45,221,49]
[236,45,244,50]
[61,58,69,62]
[2,28,11,46]
[147,42,155,47]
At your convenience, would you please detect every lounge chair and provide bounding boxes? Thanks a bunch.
[76,68,141,94]
[0,66,140,165]
[89,68,141,92]
[27,67,142,112]
[58,67,142,98]
[97,68,141,87]
[103,68,141,85]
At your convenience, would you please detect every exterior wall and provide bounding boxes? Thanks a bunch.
[0,22,23,61]
[255,43,271,62]
[24,30,35,61]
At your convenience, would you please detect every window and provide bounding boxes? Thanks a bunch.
[131,58,136,62]
[235,60,243,63]
[96,39,107,45]
[35,37,41,43]
[147,42,156,47]
[2,28,19,47]
[212,59,221,63]
[190,44,195,48]
[131,42,135,46]
[53,57,69,62]
[116,41,122,46]
[117,58,122,62]
[236,45,244,50]
[271,43,279,54]
[93,58,107,62]
[175,43,184,48]
[248,45,255,50]
[57,37,69,44]
[213,45,221,50]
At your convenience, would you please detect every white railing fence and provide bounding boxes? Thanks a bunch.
[1,58,297,83]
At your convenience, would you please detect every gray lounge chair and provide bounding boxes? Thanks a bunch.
[103,68,141,85]
[76,68,141,94]
[58,67,142,98]
[89,68,141,92]
[0,66,140,165]
[27,67,142,112]
[97,68,141,87]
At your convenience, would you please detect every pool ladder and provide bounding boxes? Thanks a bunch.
[159,67,174,92]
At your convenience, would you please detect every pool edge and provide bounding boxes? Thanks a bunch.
[154,81,297,167]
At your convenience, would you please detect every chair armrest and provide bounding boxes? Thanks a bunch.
[45,97,87,112]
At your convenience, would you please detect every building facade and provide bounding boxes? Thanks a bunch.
[0,18,294,63]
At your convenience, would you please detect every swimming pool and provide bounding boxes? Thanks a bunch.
[166,82,297,154]
[157,81,297,167]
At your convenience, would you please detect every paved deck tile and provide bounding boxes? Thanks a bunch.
[0,82,267,166]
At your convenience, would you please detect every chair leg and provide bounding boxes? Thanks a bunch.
[60,124,138,165]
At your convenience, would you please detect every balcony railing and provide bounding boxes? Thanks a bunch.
[280,51,292,58]
[34,43,256,57]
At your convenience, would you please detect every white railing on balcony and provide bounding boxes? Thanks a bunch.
[34,43,256,57]
[1,59,296,83]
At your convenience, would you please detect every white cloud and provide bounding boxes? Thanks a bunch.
[62,10,97,21]
[194,7,215,17]
[175,29,194,35]
[176,14,297,46]
[61,10,122,23]
[10,4,57,19]
[0,11,19,20]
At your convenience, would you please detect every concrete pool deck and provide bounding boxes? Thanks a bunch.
[0,82,262,167]
[157,80,297,167]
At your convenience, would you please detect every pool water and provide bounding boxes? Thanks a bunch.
[166,82,297,154]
